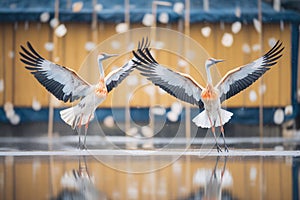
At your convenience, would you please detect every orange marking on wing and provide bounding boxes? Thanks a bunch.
[95,78,108,97]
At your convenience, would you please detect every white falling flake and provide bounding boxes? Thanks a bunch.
[201,26,211,38]
[115,23,128,33]
[5,109,15,119]
[274,108,284,125]
[252,44,261,52]
[4,101,13,113]
[221,33,233,47]
[10,114,20,125]
[268,37,277,48]
[253,18,261,33]
[242,43,251,54]
[103,115,114,128]
[95,4,103,12]
[40,12,50,22]
[167,111,178,122]
[158,12,169,24]
[84,41,96,52]
[249,90,257,102]
[72,1,83,12]
[32,97,41,111]
[44,42,54,52]
[284,105,293,115]
[173,2,184,14]
[50,18,59,28]
[141,126,153,137]
[235,6,241,18]
[8,51,14,59]
[280,20,284,31]
[55,24,67,37]
[111,40,121,50]
[142,13,154,27]
[258,84,266,95]
[231,21,242,34]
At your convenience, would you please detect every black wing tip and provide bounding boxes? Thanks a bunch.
[133,38,158,66]
[265,40,284,56]
[20,41,44,59]
[138,37,151,50]
[263,40,284,67]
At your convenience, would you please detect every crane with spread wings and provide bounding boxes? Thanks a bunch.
[133,40,284,152]
[20,39,149,149]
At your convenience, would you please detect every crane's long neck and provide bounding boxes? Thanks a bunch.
[98,59,105,78]
[206,66,213,85]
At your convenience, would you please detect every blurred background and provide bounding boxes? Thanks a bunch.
[0,0,300,199]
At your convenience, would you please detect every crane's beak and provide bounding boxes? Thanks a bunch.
[214,59,224,64]
[106,53,118,58]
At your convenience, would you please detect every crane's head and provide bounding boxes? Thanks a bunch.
[97,53,118,78]
[205,58,224,68]
[97,53,118,61]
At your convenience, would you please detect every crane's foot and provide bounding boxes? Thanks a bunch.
[216,144,222,152]
[77,142,87,150]
[224,144,229,152]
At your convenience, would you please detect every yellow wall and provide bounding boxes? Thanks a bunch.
[0,22,291,108]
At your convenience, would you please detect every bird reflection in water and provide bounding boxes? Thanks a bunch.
[184,156,236,200]
[52,156,106,200]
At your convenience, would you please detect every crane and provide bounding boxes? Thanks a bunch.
[132,40,284,152]
[19,39,149,149]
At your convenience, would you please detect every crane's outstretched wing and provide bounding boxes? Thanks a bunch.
[216,41,284,103]
[133,46,204,108]
[19,42,91,102]
[105,38,150,93]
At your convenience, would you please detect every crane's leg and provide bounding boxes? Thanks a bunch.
[212,126,222,152]
[77,114,84,149]
[207,114,222,152]
[218,112,229,152]
[83,114,92,150]
[220,125,229,152]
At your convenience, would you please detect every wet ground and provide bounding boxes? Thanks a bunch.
[0,135,299,200]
